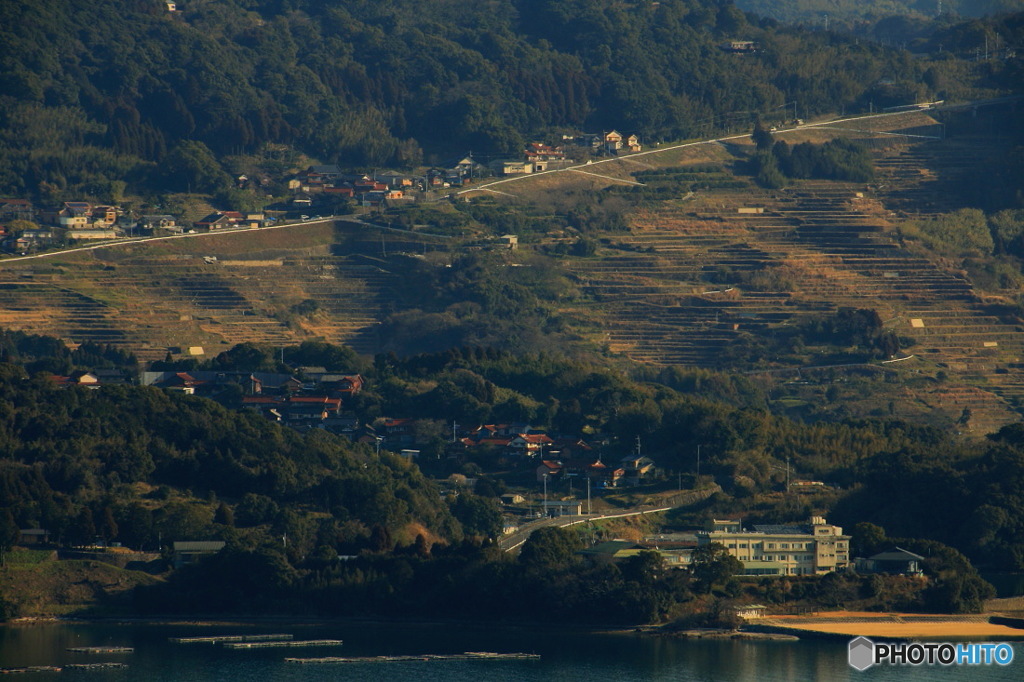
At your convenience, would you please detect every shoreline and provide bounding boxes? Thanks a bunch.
[2,614,640,636]
[748,611,1024,641]
[9,610,1024,643]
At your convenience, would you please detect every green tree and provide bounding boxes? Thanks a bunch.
[519,526,584,571]
[690,542,742,593]
[160,141,231,194]
[0,510,19,566]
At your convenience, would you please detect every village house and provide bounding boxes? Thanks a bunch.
[581,540,693,569]
[49,370,102,388]
[139,215,180,233]
[381,417,416,446]
[0,198,35,222]
[194,212,234,230]
[567,131,640,155]
[376,172,415,188]
[536,459,563,483]
[453,156,485,178]
[855,547,926,576]
[4,228,54,253]
[508,433,554,456]
[194,211,264,230]
[620,454,656,483]
[58,202,92,229]
[90,205,119,228]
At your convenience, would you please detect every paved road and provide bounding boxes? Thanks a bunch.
[498,486,720,552]
[0,215,342,266]
[454,97,1023,199]
[498,507,675,553]
[7,96,1016,268]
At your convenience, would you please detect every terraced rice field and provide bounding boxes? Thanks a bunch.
[0,109,1019,431]
[558,114,1024,431]
[0,224,422,362]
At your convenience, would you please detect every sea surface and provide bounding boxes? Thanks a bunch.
[0,621,1019,681]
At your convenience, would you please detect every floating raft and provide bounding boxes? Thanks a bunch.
[169,634,293,644]
[0,663,129,674]
[286,652,540,664]
[224,639,342,649]
[64,663,130,670]
[66,647,133,654]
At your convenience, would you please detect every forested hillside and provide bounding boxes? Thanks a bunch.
[0,0,992,202]
[0,361,461,561]
[736,0,1024,26]
[0,337,1017,618]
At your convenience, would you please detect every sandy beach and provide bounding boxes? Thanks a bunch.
[758,611,1024,640]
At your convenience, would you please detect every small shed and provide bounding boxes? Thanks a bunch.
[732,604,768,620]
[19,528,51,545]
[172,541,226,568]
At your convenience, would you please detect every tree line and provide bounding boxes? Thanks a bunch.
[1,0,1013,204]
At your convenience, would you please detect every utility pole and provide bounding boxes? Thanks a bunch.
[586,476,591,515]
[696,443,702,483]
[542,473,548,518]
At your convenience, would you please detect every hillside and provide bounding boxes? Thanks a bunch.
[735,0,1024,26]
[0,0,1000,204]
[2,107,1022,432]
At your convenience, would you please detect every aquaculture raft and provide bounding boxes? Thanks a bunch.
[64,663,129,670]
[169,634,293,644]
[0,663,128,674]
[66,646,133,653]
[286,652,540,664]
[223,639,342,649]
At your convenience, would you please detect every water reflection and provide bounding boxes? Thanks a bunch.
[0,623,1018,681]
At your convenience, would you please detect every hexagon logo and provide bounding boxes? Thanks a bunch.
[848,636,875,671]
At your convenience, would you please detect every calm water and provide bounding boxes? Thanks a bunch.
[0,621,1019,681]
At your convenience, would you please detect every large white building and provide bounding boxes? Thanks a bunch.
[697,516,850,577]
